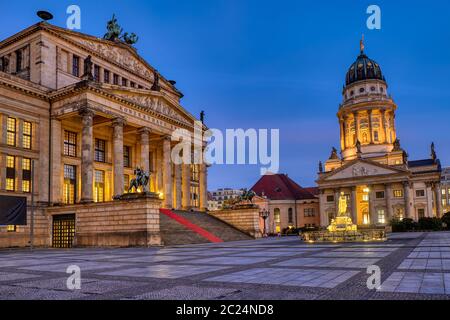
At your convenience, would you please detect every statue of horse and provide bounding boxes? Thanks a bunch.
[240,189,256,203]
[128,167,150,193]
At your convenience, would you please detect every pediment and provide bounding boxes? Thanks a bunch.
[322,160,406,181]
[112,90,193,126]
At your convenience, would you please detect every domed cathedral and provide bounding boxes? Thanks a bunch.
[317,38,443,228]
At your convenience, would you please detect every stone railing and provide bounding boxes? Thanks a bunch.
[209,205,262,238]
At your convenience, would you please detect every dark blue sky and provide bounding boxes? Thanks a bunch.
[1,0,450,190]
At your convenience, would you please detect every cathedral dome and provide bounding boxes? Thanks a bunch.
[345,40,385,86]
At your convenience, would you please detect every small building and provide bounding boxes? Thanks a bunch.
[208,188,245,211]
[441,167,450,214]
[251,174,320,233]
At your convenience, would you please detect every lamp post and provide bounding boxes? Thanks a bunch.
[259,209,269,237]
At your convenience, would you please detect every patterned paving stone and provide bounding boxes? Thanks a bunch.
[128,285,239,300]
[273,257,380,269]
[0,285,89,300]
[185,256,275,265]
[0,272,41,282]
[399,259,450,271]
[205,268,359,288]
[97,264,230,279]
[313,251,392,258]
[19,261,131,272]
[379,272,450,295]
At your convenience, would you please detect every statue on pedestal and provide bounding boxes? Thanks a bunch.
[128,167,150,193]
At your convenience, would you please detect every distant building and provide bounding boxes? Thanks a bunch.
[208,188,245,211]
[251,174,320,233]
[441,167,450,214]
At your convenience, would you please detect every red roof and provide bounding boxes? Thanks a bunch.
[304,187,319,196]
[250,174,317,200]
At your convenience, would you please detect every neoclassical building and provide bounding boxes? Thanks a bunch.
[0,21,208,247]
[317,41,442,228]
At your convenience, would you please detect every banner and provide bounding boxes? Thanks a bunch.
[0,195,27,225]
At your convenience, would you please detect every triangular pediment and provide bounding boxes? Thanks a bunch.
[322,160,407,181]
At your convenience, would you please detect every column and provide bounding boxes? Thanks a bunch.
[369,186,376,225]
[80,108,94,203]
[38,118,49,203]
[381,109,388,144]
[426,182,434,218]
[0,154,5,190]
[436,183,443,218]
[199,164,208,211]
[353,112,359,145]
[334,189,340,218]
[163,136,173,208]
[403,181,412,219]
[182,163,191,210]
[18,119,24,148]
[367,110,373,144]
[51,118,62,204]
[174,164,182,209]
[339,118,345,151]
[319,191,327,228]
[385,184,393,220]
[351,187,357,223]
[139,128,150,173]
[156,145,163,193]
[112,118,125,198]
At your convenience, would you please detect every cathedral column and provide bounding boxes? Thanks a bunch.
[385,184,393,220]
[403,181,412,219]
[319,190,328,228]
[112,118,125,198]
[50,118,62,204]
[182,163,191,210]
[369,186,377,225]
[334,189,340,218]
[199,163,208,211]
[367,110,373,144]
[174,164,182,209]
[353,112,359,145]
[436,183,443,218]
[426,182,434,218]
[381,109,388,144]
[139,128,151,173]
[351,187,357,223]
[80,108,94,203]
[163,136,173,208]
[339,118,345,151]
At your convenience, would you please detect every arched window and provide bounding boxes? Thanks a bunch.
[274,208,281,224]
[362,133,368,143]
[288,208,293,224]
[374,131,379,142]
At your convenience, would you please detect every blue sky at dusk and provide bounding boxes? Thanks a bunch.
[1,0,450,190]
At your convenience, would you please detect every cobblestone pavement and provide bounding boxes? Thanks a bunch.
[1,232,450,300]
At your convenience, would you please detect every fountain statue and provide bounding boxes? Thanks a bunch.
[327,192,357,232]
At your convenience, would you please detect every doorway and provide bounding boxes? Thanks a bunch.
[52,214,75,248]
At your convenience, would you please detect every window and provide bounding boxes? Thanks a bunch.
[94,139,106,162]
[16,49,23,72]
[360,118,369,129]
[442,189,447,196]
[363,209,370,225]
[104,69,110,83]
[359,87,365,93]
[416,190,425,197]
[374,131,379,142]
[395,208,404,220]
[274,208,281,223]
[304,208,315,217]
[94,170,105,203]
[190,185,199,207]
[149,151,155,172]
[124,174,130,193]
[7,117,16,146]
[22,158,31,193]
[72,55,80,77]
[124,146,131,168]
[122,78,128,86]
[418,208,425,219]
[64,131,77,157]
[22,121,32,149]
[113,74,119,85]
[7,225,16,232]
[393,190,403,198]
[6,155,15,191]
[326,195,334,202]
[94,65,100,82]
[377,209,386,224]
[0,56,9,72]
[362,194,369,202]
[376,191,385,199]
[130,81,135,88]
[63,165,76,204]
[191,165,199,182]
[288,208,293,224]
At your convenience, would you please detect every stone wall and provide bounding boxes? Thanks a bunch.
[46,196,162,247]
[210,207,262,238]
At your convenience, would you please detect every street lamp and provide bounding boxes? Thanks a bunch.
[259,209,270,237]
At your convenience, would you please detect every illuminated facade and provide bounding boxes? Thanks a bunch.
[0,22,208,247]
[317,42,442,228]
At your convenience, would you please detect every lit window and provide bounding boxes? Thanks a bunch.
[7,117,16,146]
[418,208,425,219]
[7,225,16,232]
[362,194,369,201]
[377,209,385,224]
[22,158,31,193]
[124,146,131,168]
[63,165,76,204]
[395,208,404,220]
[363,211,370,225]
[23,121,32,149]
[191,165,199,182]
[190,185,199,207]
[94,170,105,203]
[274,208,281,223]
[64,131,77,157]
[393,190,403,198]
[94,139,106,162]
[6,155,15,191]
[373,131,379,142]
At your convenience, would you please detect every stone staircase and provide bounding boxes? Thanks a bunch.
[159,209,253,246]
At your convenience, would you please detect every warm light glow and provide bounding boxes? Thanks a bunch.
[158,192,164,199]
[363,187,370,193]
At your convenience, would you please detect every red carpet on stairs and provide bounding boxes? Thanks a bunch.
[159,209,224,243]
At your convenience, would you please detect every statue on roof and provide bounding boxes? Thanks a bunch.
[392,138,402,151]
[431,142,437,161]
[104,14,123,41]
[200,111,205,124]
[122,32,139,45]
[329,147,339,160]
[82,55,94,81]
[319,161,323,173]
[151,71,161,91]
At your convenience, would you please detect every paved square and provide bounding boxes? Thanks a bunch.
[1,232,450,299]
